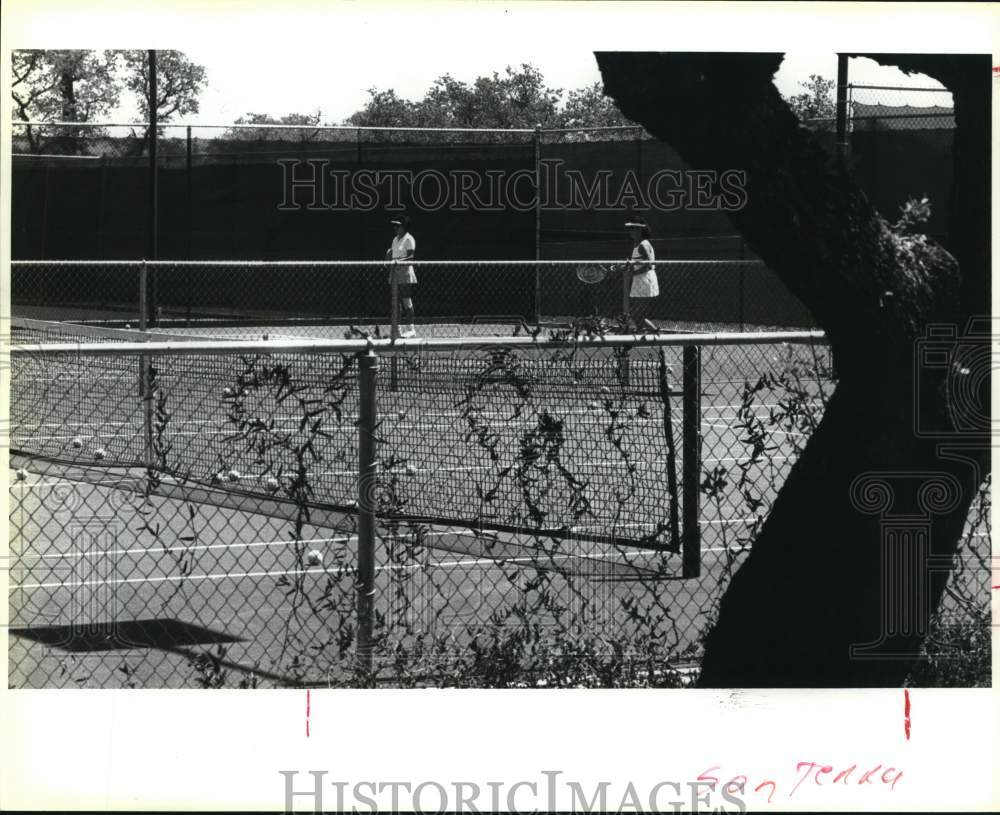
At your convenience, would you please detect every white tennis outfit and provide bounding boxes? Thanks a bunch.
[389,233,417,284]
[629,239,658,297]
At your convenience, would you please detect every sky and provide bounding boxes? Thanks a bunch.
[4,2,949,128]
[110,49,951,127]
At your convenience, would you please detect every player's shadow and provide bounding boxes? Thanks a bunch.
[9,617,240,653]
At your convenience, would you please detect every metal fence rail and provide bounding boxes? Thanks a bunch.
[11,258,816,338]
[7,329,990,688]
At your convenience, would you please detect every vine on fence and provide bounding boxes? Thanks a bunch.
[126,336,988,688]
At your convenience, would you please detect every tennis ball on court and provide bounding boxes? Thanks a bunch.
[124,323,131,330]
[15,468,27,481]
[306,550,323,567]
[265,476,280,491]
[227,469,241,483]
[94,448,106,461]
[71,436,84,449]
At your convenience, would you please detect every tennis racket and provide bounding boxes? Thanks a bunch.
[575,263,617,285]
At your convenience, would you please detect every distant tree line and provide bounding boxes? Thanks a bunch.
[11,52,835,144]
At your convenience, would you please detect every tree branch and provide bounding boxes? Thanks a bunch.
[595,52,960,377]
[595,52,986,686]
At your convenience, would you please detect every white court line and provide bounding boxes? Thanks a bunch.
[9,527,495,567]
[15,547,670,591]
[12,535,355,563]
[702,422,810,437]
[15,401,812,430]
[14,478,140,489]
[12,453,794,483]
[16,566,332,591]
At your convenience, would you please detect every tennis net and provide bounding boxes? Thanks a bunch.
[10,331,708,552]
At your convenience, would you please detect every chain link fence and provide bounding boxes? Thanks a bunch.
[7,328,990,687]
[847,83,955,246]
[11,258,816,339]
[12,120,750,264]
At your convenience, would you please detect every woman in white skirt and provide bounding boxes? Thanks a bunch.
[385,215,417,337]
[623,216,658,330]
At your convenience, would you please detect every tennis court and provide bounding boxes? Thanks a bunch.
[8,320,990,688]
[8,324,839,687]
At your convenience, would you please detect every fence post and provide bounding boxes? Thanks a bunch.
[97,155,107,256]
[836,53,850,161]
[357,128,365,259]
[40,163,50,260]
[356,349,379,679]
[635,126,643,187]
[622,262,631,322]
[534,124,542,324]
[139,261,148,332]
[139,261,154,483]
[148,50,159,326]
[389,273,399,392]
[186,125,193,262]
[682,344,702,579]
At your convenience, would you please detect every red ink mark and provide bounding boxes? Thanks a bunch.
[858,764,883,785]
[904,689,911,740]
[306,689,311,738]
[697,767,720,790]
[993,67,1000,76]
[753,780,777,804]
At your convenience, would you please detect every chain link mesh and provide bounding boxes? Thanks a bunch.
[11,259,815,339]
[8,330,990,687]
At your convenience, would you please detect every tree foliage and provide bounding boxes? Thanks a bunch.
[11,49,207,124]
[344,64,634,131]
[784,73,836,122]
[221,110,325,141]
[595,51,989,688]
[120,50,208,122]
[11,50,120,122]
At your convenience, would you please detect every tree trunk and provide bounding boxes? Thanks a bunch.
[59,70,77,121]
[595,52,990,686]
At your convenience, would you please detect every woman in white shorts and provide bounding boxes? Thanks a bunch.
[385,215,417,337]
[623,217,658,331]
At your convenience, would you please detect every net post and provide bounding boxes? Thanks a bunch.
[139,261,148,332]
[620,268,632,387]
[682,344,702,579]
[739,262,746,332]
[389,271,399,391]
[139,260,154,486]
[622,262,631,322]
[356,349,379,680]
